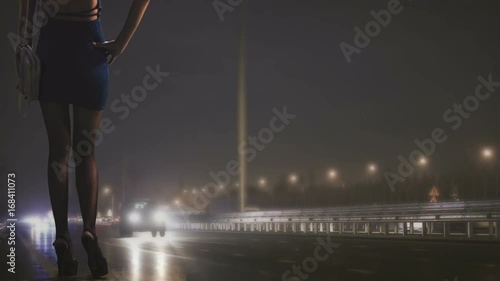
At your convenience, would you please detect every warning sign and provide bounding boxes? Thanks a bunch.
[429,186,439,202]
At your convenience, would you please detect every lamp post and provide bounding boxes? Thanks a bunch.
[482,147,495,199]
[237,0,248,212]
[104,187,114,221]
[415,157,429,202]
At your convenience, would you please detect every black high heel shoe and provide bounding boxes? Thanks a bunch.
[52,234,79,277]
[81,228,108,278]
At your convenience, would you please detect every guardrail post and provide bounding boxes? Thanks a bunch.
[292,223,296,233]
[353,223,357,235]
[409,222,414,235]
[467,222,472,238]
[326,223,331,234]
[383,223,388,235]
[339,223,343,235]
[366,223,371,235]
[489,222,494,238]
[402,222,407,236]
[422,222,427,237]
[443,222,448,238]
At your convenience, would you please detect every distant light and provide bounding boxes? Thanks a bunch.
[368,164,377,173]
[482,148,494,159]
[23,216,41,225]
[129,212,140,223]
[289,174,298,184]
[104,186,111,194]
[153,211,164,223]
[258,178,267,187]
[192,188,196,194]
[327,169,337,179]
[419,157,428,166]
[183,189,187,193]
[219,185,225,189]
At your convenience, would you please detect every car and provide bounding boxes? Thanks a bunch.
[118,199,167,237]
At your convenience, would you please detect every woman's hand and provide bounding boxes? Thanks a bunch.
[92,40,126,65]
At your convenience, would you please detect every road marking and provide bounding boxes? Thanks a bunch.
[277,260,296,264]
[347,268,376,275]
[101,241,194,261]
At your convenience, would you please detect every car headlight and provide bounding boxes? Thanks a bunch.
[153,211,164,223]
[128,212,140,223]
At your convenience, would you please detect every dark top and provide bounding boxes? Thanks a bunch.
[55,0,101,18]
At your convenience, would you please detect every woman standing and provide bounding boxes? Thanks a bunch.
[16,0,150,277]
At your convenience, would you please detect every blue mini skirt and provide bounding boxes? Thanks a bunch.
[36,18,109,110]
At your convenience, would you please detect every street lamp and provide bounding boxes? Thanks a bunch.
[289,173,298,184]
[483,148,494,159]
[258,178,267,188]
[418,157,428,166]
[368,163,377,173]
[481,147,497,199]
[103,186,114,222]
[327,169,337,180]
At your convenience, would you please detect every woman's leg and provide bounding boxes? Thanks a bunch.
[72,105,104,233]
[40,101,72,237]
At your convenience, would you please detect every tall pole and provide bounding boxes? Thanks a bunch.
[111,194,114,221]
[238,1,248,212]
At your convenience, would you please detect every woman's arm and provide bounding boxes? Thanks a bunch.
[116,0,150,51]
[93,0,150,64]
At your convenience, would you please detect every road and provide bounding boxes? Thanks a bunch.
[1,222,499,281]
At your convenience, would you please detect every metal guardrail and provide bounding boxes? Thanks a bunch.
[169,201,500,240]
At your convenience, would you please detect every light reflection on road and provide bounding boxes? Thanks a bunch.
[25,223,186,281]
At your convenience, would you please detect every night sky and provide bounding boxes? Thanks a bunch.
[1,0,500,216]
